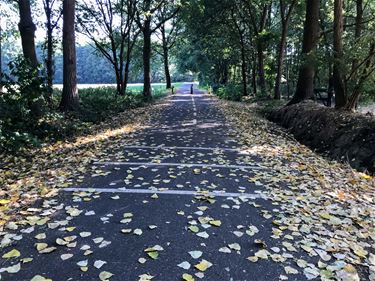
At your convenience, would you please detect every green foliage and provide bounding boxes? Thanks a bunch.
[73,87,145,123]
[0,59,169,151]
[216,84,243,102]
[0,58,48,150]
[54,86,168,124]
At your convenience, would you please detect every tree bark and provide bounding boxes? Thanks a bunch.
[160,24,172,89]
[274,0,296,100]
[240,41,248,96]
[287,0,320,105]
[18,0,38,68]
[143,22,152,100]
[0,15,3,93]
[274,26,287,100]
[44,0,54,103]
[346,44,375,111]
[256,5,269,94]
[251,53,257,95]
[333,0,347,108]
[60,0,79,111]
[257,42,266,93]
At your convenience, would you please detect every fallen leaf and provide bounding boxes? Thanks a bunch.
[195,260,213,272]
[99,271,114,280]
[2,249,21,259]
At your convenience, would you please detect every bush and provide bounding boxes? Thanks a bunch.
[1,64,169,151]
[0,58,48,150]
[216,84,243,101]
[72,87,145,123]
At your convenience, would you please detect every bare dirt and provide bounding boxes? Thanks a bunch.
[268,101,375,174]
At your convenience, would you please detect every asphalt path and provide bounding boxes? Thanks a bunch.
[0,84,311,281]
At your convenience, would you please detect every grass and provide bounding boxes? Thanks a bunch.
[1,82,174,151]
[126,82,184,93]
[53,86,169,123]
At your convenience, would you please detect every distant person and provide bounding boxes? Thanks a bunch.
[190,84,194,95]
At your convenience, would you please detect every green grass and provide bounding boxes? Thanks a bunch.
[127,83,183,93]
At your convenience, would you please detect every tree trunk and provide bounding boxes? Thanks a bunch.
[274,26,287,100]
[163,47,172,89]
[257,42,266,94]
[161,25,172,89]
[18,0,38,68]
[274,0,296,100]
[240,42,248,96]
[59,0,79,111]
[123,36,135,95]
[252,53,257,95]
[287,0,320,105]
[143,21,152,100]
[124,61,130,94]
[350,0,363,84]
[45,1,54,104]
[333,0,347,108]
[346,44,375,111]
[0,15,3,93]
[114,66,122,96]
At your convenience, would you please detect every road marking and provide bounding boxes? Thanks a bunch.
[191,94,197,117]
[182,119,197,126]
[63,187,267,199]
[121,145,243,152]
[93,161,261,170]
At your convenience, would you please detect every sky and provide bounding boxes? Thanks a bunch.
[1,1,87,45]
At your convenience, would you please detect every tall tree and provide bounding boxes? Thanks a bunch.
[0,13,3,93]
[242,0,271,94]
[43,0,62,102]
[231,7,248,96]
[274,0,297,100]
[333,0,347,108]
[17,0,38,68]
[288,0,320,105]
[156,13,181,89]
[135,0,180,99]
[59,0,79,111]
[77,0,139,95]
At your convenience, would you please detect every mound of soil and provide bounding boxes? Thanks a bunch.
[268,101,375,173]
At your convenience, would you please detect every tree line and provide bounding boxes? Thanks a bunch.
[177,0,375,111]
[1,0,375,114]
[1,0,181,111]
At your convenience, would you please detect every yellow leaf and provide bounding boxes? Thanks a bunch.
[2,249,21,259]
[147,251,159,260]
[0,199,11,205]
[189,225,199,233]
[182,273,195,281]
[66,227,76,232]
[35,243,48,252]
[195,259,213,272]
[209,220,222,227]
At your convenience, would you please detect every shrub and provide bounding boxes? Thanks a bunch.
[0,58,48,150]
[216,84,243,101]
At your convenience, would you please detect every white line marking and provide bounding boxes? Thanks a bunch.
[63,187,267,199]
[93,161,261,170]
[191,94,197,118]
[121,145,242,152]
[182,120,197,126]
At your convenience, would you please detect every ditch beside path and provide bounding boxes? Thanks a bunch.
[0,84,374,281]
